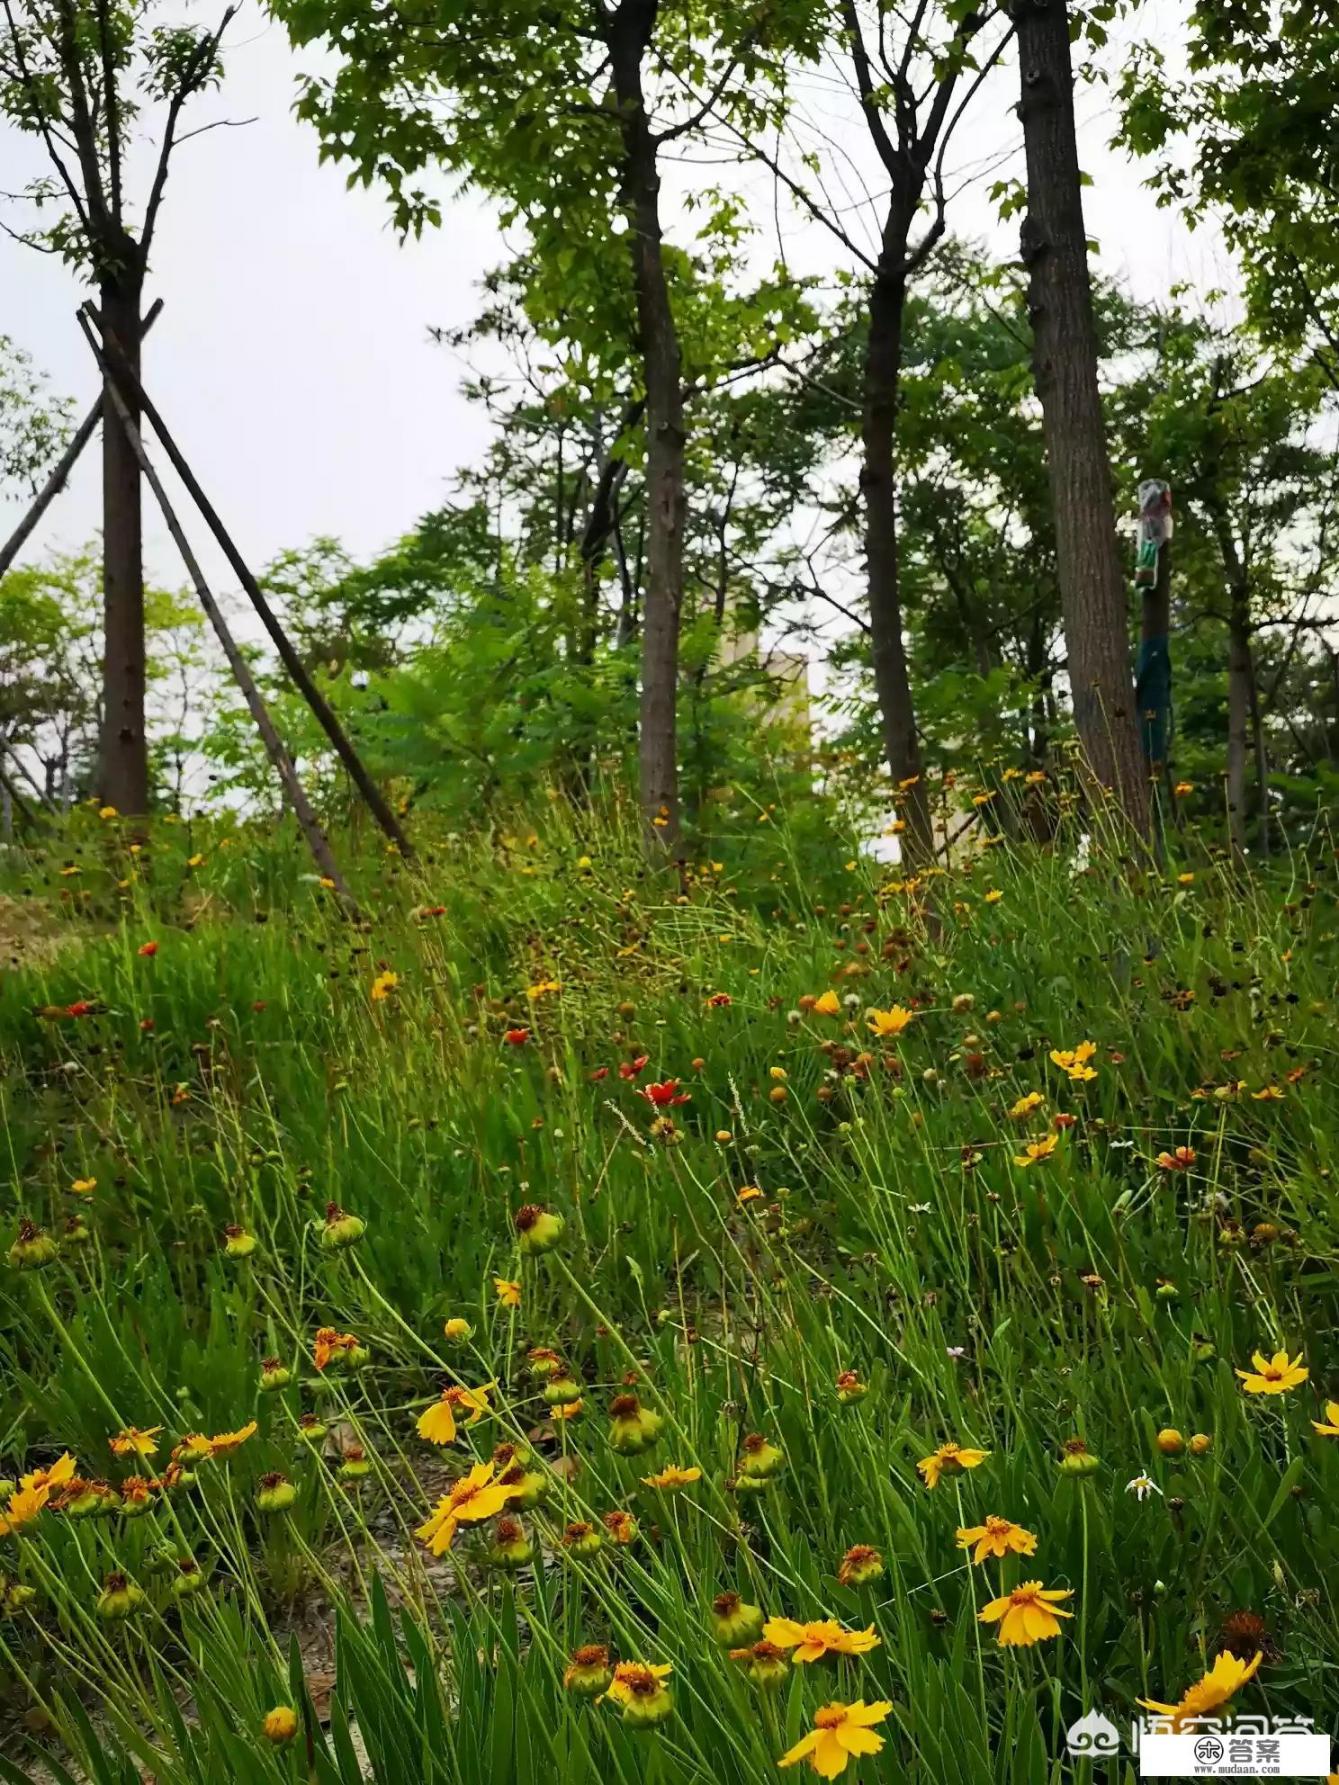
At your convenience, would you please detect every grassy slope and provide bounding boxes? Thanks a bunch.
[0,802,1335,1782]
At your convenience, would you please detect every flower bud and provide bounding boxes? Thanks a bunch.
[1058,1438,1100,1477]
[1155,1428,1184,1456]
[608,1393,663,1455]
[1189,1432,1213,1456]
[514,1204,564,1254]
[737,1433,784,1479]
[96,1573,144,1620]
[259,1357,291,1392]
[443,1317,473,1344]
[8,1220,57,1271]
[729,1640,789,1689]
[320,1203,366,1250]
[256,1472,298,1514]
[223,1225,257,1259]
[262,1706,299,1745]
[711,1591,764,1647]
[487,1515,534,1571]
[563,1644,612,1697]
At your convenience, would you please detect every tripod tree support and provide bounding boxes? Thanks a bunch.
[83,304,416,863]
[1134,479,1173,771]
[0,301,165,586]
[77,311,360,916]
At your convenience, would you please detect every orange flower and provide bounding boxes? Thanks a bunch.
[779,1700,892,1779]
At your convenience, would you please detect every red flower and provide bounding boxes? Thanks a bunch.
[66,1001,95,1018]
[504,1027,531,1048]
[1052,1112,1076,1130]
[618,1056,650,1081]
[706,992,732,1008]
[137,941,159,958]
[139,1018,155,1032]
[588,1066,610,1082]
[638,1078,691,1108]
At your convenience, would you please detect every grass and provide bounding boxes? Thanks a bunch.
[0,788,1335,1782]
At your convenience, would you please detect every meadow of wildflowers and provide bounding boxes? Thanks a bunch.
[0,795,1335,1781]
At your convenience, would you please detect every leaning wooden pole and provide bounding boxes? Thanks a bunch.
[0,301,164,586]
[83,305,416,862]
[77,312,360,914]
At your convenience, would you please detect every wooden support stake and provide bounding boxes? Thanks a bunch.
[81,305,415,862]
[0,301,164,586]
[77,311,360,915]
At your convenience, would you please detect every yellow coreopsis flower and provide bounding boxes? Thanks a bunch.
[109,1425,162,1458]
[415,1462,520,1556]
[0,1484,49,1537]
[370,970,399,1002]
[1049,1041,1096,1072]
[762,1617,880,1664]
[1013,1134,1058,1167]
[208,1421,258,1456]
[19,1452,77,1495]
[978,1581,1073,1646]
[779,1700,893,1779]
[1009,1092,1044,1120]
[494,1276,522,1309]
[1312,1400,1339,1437]
[416,1384,492,1446]
[1236,1349,1307,1395]
[955,1515,1037,1564]
[811,990,842,1017]
[867,1005,914,1038]
[641,1464,703,1491]
[1139,1650,1261,1730]
[917,1441,989,1489]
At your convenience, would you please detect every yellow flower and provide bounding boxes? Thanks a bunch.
[416,1384,492,1446]
[761,1617,880,1664]
[779,1700,892,1779]
[641,1464,702,1491]
[1049,1041,1096,1072]
[494,1277,522,1309]
[0,1484,51,1537]
[955,1516,1037,1564]
[525,979,561,999]
[978,1581,1073,1646]
[867,1005,914,1038]
[262,1705,299,1745]
[917,1441,989,1489]
[1013,1134,1058,1167]
[370,970,399,1002]
[1312,1400,1339,1437]
[70,1177,97,1196]
[1139,1650,1261,1731]
[109,1425,162,1458]
[98,805,118,820]
[983,888,1004,904]
[602,1661,673,1726]
[208,1421,258,1456]
[811,990,842,1017]
[415,1462,521,1556]
[1009,1092,1044,1120]
[186,853,205,868]
[1236,1349,1307,1395]
[1251,1084,1284,1101]
[19,1453,76,1494]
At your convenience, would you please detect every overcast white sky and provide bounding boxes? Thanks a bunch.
[0,0,1234,594]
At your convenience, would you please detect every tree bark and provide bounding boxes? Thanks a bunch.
[609,0,686,849]
[861,266,931,860]
[98,272,148,813]
[1225,595,1251,856]
[1013,0,1146,833]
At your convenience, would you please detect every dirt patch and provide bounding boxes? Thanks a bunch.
[0,895,74,973]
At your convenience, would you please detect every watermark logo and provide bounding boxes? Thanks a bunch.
[1136,1714,1331,1777]
[1066,1710,1121,1757]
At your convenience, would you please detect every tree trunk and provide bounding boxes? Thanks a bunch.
[1226,596,1251,856]
[1013,0,1146,833]
[99,272,148,814]
[861,265,931,861]
[610,1,686,849]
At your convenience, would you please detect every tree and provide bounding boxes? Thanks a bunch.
[0,335,71,495]
[1118,2,1339,390]
[1010,0,1146,832]
[269,0,821,847]
[0,0,235,813]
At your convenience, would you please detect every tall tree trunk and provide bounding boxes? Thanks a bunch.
[1225,595,1252,856]
[1013,0,1146,833]
[99,272,148,814]
[610,1,686,849]
[861,264,931,861]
